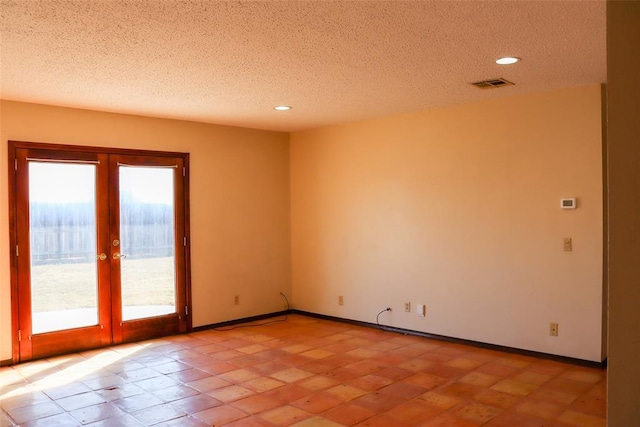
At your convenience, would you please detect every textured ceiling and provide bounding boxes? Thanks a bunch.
[0,1,606,132]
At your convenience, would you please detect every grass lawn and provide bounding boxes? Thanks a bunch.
[31,256,176,313]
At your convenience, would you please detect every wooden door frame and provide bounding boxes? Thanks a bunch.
[8,140,192,364]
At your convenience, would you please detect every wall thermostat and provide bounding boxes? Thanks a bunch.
[561,198,576,209]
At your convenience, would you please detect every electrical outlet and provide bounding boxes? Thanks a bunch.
[404,302,411,312]
[338,296,344,306]
[234,295,239,305]
[550,322,559,336]
[563,238,573,251]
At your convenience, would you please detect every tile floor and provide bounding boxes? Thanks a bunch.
[0,315,606,426]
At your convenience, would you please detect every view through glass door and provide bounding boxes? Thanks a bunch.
[10,142,190,362]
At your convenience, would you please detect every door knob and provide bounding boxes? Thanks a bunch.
[97,253,107,261]
[113,253,127,259]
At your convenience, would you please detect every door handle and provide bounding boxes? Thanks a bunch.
[113,253,127,259]
[97,253,107,261]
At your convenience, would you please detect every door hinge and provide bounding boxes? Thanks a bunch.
[183,236,187,247]
[15,245,19,257]
[18,330,21,341]
[185,306,189,316]
[14,158,18,171]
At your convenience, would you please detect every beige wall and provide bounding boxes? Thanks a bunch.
[291,85,605,362]
[0,100,291,361]
[607,1,640,425]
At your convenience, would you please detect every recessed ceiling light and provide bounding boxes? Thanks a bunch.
[274,105,292,111]
[496,57,520,65]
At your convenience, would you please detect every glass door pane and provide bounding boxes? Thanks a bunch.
[29,162,99,334]
[119,166,176,321]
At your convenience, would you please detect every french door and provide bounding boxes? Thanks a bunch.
[9,141,191,362]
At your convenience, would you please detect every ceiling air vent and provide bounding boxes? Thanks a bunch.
[470,78,514,89]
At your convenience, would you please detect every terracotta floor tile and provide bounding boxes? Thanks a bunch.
[323,403,376,425]
[131,402,186,425]
[0,315,606,427]
[398,358,435,372]
[242,376,286,392]
[55,391,106,412]
[375,366,414,381]
[271,368,314,383]
[513,398,565,419]
[484,411,555,427]
[283,344,315,354]
[223,415,275,426]
[526,360,569,376]
[355,413,414,427]
[299,361,334,375]
[169,394,223,413]
[419,411,482,427]
[445,357,485,370]
[458,371,500,387]
[471,389,521,409]
[112,393,165,412]
[418,391,462,410]
[152,361,192,375]
[345,348,382,359]
[258,405,312,426]
[571,394,606,417]
[494,357,532,369]
[437,382,484,400]
[490,379,539,396]
[300,349,336,360]
[351,391,405,412]
[298,375,340,391]
[70,403,125,424]
[291,392,343,413]
[21,412,80,427]
[166,368,211,383]
[385,399,443,423]
[474,362,519,378]
[219,368,260,383]
[543,377,594,395]
[212,350,245,361]
[230,394,281,414]
[378,382,426,399]
[206,385,254,402]
[263,384,311,403]
[347,374,394,391]
[423,364,467,379]
[153,384,200,402]
[43,382,92,400]
[6,401,64,425]
[252,361,291,375]
[511,370,553,386]
[455,401,501,424]
[323,367,363,382]
[186,375,231,392]
[325,384,368,401]
[84,375,128,392]
[237,344,269,355]
[193,404,249,425]
[557,410,606,427]
[0,390,53,411]
[527,387,579,405]
[133,375,180,392]
[198,361,239,375]
[561,368,605,384]
[346,359,386,375]
[153,415,211,427]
